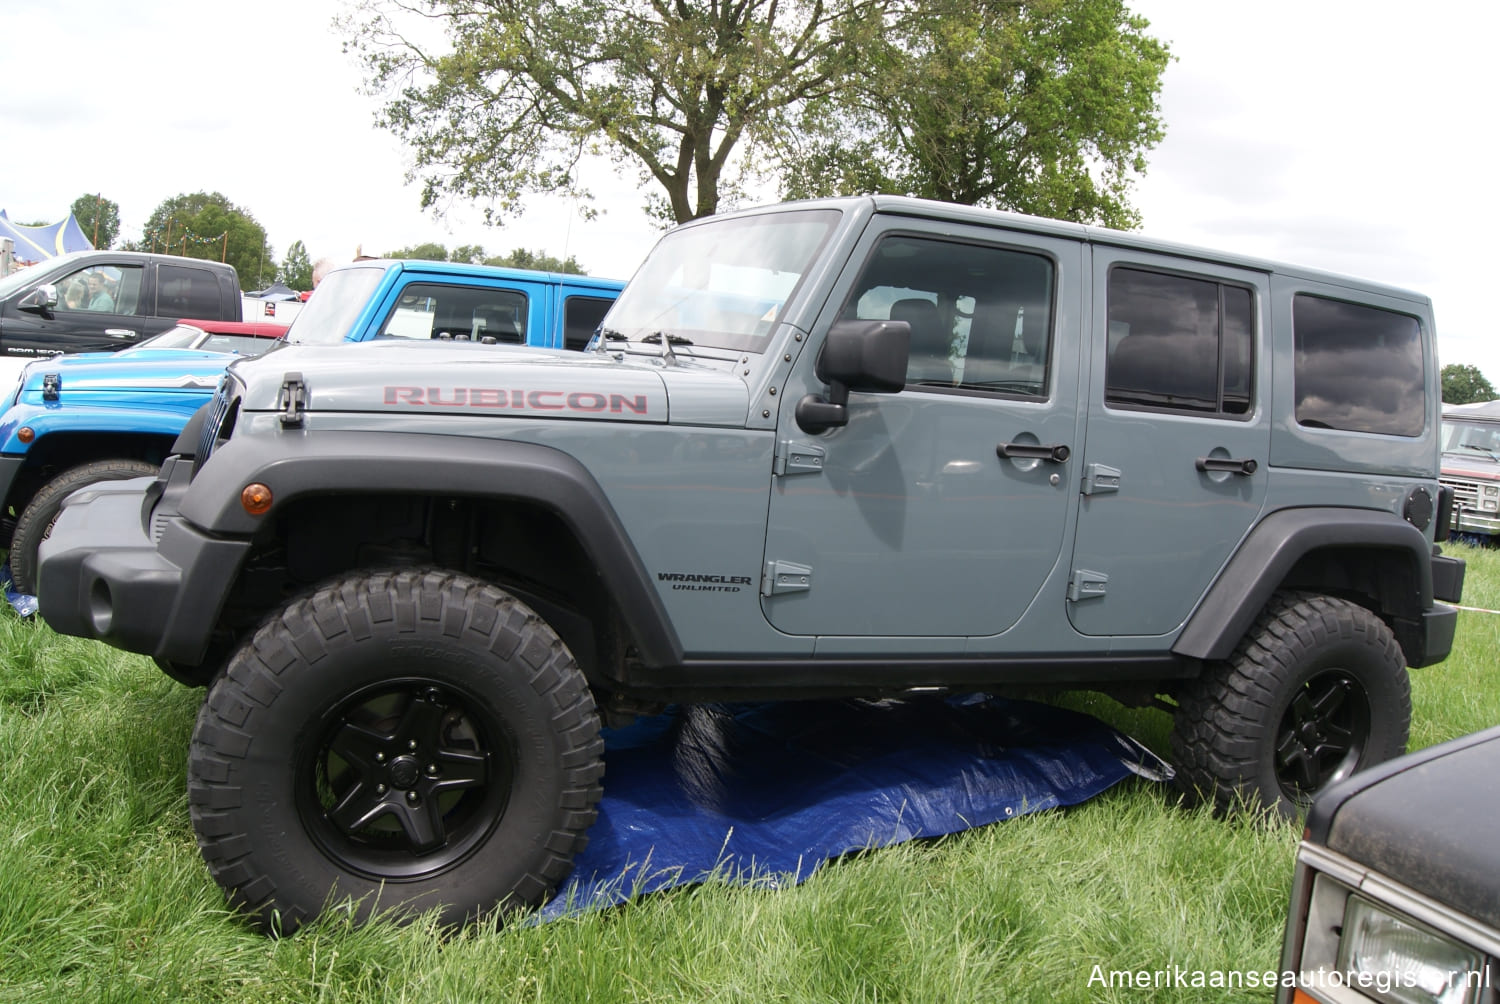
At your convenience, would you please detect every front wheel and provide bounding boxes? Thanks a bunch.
[10,458,160,594]
[1171,591,1410,819]
[188,569,605,932]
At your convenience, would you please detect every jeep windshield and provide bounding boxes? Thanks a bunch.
[285,265,386,345]
[601,209,840,354]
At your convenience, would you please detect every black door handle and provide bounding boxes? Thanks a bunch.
[997,442,1071,463]
[1195,456,1258,476]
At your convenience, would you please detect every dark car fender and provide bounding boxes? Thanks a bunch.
[1174,507,1459,667]
[182,430,684,668]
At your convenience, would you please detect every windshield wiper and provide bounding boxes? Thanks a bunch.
[589,327,629,354]
[1458,444,1500,461]
[640,330,693,367]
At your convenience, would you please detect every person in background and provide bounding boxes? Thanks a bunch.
[62,278,87,310]
[311,257,335,289]
[86,271,115,312]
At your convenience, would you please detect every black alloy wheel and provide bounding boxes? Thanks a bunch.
[1273,668,1373,803]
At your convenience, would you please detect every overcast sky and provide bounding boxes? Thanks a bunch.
[4,1,1495,378]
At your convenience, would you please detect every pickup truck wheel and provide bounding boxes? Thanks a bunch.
[9,458,160,595]
[1171,591,1409,819]
[187,569,604,933]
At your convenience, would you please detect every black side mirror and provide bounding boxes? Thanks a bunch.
[795,319,909,434]
[17,283,58,318]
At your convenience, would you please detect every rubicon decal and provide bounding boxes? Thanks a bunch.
[385,386,648,414]
[658,571,754,593]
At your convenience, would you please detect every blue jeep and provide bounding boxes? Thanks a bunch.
[0,261,624,593]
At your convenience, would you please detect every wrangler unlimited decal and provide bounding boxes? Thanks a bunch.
[658,571,755,593]
[384,386,649,414]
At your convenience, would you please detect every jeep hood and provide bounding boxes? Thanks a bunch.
[226,342,753,426]
[1441,452,1500,478]
[14,351,230,404]
[1314,725,1500,930]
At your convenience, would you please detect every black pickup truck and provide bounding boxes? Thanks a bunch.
[0,251,242,358]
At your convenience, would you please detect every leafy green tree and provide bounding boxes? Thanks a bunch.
[344,1,1168,229]
[279,240,314,290]
[141,192,274,291]
[343,0,888,225]
[449,244,489,265]
[71,193,121,249]
[485,248,585,274]
[1442,363,1497,405]
[781,0,1171,227]
[383,242,451,261]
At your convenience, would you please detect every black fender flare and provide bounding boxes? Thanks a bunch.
[1174,507,1433,664]
[181,431,684,668]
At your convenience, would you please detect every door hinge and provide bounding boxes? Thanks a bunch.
[773,440,826,476]
[763,560,814,596]
[279,371,306,428]
[1082,463,1122,496]
[1068,569,1109,602]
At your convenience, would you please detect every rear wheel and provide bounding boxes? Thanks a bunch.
[188,568,604,932]
[10,458,160,594]
[1171,591,1410,819]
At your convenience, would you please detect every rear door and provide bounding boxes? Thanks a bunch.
[1067,248,1271,637]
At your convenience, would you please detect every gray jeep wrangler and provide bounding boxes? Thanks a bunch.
[35,196,1465,931]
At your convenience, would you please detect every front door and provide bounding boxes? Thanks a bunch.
[1,262,147,356]
[1067,248,1271,637]
[762,223,1084,639]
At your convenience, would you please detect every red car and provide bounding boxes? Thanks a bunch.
[116,318,289,358]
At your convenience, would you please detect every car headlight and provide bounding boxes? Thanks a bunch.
[1483,498,1498,512]
[1485,485,1500,498]
[1336,896,1482,1004]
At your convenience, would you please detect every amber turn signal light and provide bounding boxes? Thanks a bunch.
[17,426,34,444]
[241,483,273,515]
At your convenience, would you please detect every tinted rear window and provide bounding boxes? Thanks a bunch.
[1293,295,1423,437]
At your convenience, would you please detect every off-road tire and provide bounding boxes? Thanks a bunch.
[188,568,605,933]
[10,458,159,595]
[1171,590,1410,819]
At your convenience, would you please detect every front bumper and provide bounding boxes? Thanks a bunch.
[1453,506,1500,536]
[36,457,249,664]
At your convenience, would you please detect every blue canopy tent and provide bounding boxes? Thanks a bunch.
[0,211,94,263]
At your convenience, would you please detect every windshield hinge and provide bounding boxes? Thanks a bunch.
[278,372,306,428]
[41,373,61,401]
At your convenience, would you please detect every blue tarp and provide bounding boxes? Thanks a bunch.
[2,563,36,618]
[0,211,93,263]
[540,695,1168,920]
[0,571,1170,918]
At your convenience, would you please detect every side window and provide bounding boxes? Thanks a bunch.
[56,264,142,315]
[1105,267,1254,417]
[1293,294,1423,436]
[157,264,220,318]
[563,295,615,351]
[846,235,1054,396]
[376,284,528,344]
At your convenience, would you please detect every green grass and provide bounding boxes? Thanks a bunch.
[0,546,1495,1003]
